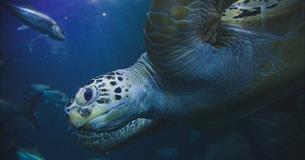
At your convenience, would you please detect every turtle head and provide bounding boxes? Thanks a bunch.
[65,70,154,153]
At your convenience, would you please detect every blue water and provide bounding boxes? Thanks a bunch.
[0,0,304,160]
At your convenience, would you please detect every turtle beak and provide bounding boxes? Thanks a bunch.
[68,110,87,128]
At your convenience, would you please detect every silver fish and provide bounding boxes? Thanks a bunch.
[16,148,46,160]
[30,84,69,106]
[2,4,65,41]
[30,84,52,92]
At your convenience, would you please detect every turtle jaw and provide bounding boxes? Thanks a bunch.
[66,88,156,153]
[70,118,154,153]
[69,102,134,132]
[81,108,138,132]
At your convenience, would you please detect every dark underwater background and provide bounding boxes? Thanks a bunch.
[0,0,304,160]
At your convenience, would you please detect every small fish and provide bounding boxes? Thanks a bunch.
[30,84,69,106]
[0,4,65,41]
[30,84,52,92]
[42,90,69,105]
[0,93,42,129]
[16,148,46,160]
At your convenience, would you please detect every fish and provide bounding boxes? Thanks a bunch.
[0,93,42,129]
[30,84,52,92]
[16,148,46,160]
[0,3,65,41]
[30,84,69,106]
[42,90,69,105]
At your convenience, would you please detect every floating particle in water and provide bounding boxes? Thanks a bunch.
[102,12,107,17]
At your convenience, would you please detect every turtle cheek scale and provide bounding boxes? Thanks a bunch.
[66,102,108,129]
[66,98,130,130]
[79,85,148,132]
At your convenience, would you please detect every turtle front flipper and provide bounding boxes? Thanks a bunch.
[222,0,304,35]
[145,0,237,80]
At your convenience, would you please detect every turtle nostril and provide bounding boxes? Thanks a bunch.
[64,106,71,117]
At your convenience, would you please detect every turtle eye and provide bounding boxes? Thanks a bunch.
[75,86,98,105]
[84,88,93,101]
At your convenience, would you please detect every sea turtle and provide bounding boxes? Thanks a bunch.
[64,0,304,153]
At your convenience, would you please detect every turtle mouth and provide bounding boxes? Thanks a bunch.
[79,102,132,132]
[70,118,154,153]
